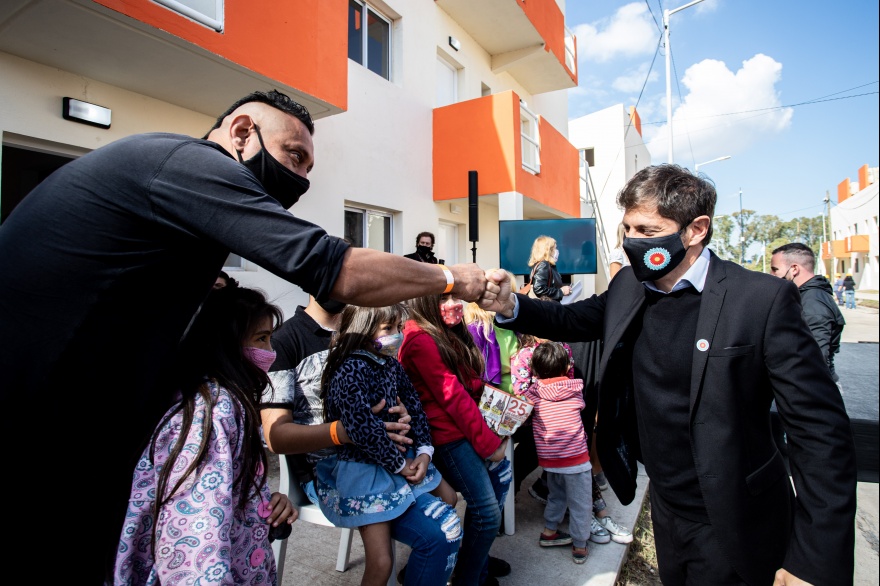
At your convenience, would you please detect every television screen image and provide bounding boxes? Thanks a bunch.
[498,218,597,276]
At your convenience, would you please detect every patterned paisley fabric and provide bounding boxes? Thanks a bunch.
[114,380,276,585]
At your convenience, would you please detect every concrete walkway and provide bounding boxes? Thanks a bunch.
[268,459,647,586]
[837,303,879,586]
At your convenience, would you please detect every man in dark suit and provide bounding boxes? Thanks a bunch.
[404,231,445,264]
[484,165,856,586]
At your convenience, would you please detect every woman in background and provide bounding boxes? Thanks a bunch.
[608,223,629,279]
[527,236,571,302]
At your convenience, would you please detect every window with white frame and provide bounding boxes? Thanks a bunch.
[155,0,223,31]
[520,101,540,174]
[348,0,391,80]
[436,55,458,108]
[345,206,392,252]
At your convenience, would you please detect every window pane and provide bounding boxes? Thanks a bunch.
[348,0,363,65]
[345,210,364,247]
[366,212,391,252]
[154,0,222,30]
[366,9,389,79]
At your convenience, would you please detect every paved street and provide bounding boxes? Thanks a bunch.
[836,302,879,586]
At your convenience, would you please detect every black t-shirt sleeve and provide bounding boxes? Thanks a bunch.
[148,141,349,301]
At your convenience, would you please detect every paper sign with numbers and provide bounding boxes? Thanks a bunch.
[478,384,534,436]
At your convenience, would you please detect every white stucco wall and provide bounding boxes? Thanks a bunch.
[1,0,574,317]
[569,103,651,274]
[829,177,879,290]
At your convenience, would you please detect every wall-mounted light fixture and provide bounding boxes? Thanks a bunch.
[448,36,461,51]
[62,97,111,129]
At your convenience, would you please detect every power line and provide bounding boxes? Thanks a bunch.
[670,48,696,168]
[644,0,662,33]
[641,87,878,126]
[596,34,664,202]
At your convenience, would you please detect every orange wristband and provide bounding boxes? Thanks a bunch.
[330,420,342,446]
[438,264,454,294]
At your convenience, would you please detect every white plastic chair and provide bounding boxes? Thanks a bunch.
[502,438,515,535]
[272,454,397,585]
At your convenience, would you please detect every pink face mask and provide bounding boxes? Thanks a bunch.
[439,302,463,327]
[243,347,276,373]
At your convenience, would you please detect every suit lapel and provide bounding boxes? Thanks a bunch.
[599,281,646,381]
[689,254,727,416]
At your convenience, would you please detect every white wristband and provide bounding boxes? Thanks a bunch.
[437,264,454,294]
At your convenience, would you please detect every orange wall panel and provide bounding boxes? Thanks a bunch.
[858,164,870,191]
[847,235,870,253]
[831,240,848,257]
[93,0,348,110]
[821,242,832,260]
[837,178,851,203]
[433,93,518,200]
[515,118,580,217]
[516,0,575,83]
[628,106,642,137]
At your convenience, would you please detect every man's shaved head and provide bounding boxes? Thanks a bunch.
[204,90,313,138]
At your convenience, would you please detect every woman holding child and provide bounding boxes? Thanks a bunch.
[400,293,512,586]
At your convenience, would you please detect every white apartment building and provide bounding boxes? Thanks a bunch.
[0,0,581,317]
[569,103,651,293]
[822,165,880,290]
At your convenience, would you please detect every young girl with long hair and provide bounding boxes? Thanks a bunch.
[316,303,461,586]
[464,270,521,394]
[399,293,512,586]
[115,286,296,585]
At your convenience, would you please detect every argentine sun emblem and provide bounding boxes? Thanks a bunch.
[643,247,671,271]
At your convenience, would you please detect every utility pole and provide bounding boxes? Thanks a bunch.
[663,0,706,163]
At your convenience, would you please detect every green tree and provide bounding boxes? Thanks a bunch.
[710,212,826,272]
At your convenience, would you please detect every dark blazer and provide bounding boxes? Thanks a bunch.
[403,250,444,265]
[500,251,856,586]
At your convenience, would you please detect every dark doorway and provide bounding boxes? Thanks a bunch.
[1,145,76,224]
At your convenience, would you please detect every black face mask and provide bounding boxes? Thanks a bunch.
[417,245,434,257]
[622,225,690,282]
[236,125,310,209]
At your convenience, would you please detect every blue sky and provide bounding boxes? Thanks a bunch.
[564,0,879,221]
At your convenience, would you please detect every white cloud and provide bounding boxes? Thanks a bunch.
[643,54,793,164]
[694,0,720,15]
[574,2,659,63]
[612,63,659,93]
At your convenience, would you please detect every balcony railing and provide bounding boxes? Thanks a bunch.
[564,25,577,75]
[520,101,541,175]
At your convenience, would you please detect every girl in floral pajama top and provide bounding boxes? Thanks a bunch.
[114,286,296,585]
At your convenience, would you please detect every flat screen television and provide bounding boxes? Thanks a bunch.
[498,218,597,276]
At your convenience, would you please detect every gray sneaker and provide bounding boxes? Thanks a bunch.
[598,515,633,544]
[589,515,611,544]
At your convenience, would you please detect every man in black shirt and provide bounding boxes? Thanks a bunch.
[0,90,488,582]
[486,165,856,586]
[404,231,445,264]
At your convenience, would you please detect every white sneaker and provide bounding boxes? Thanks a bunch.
[589,515,611,544]
[598,515,633,544]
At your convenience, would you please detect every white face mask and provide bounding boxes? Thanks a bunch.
[551,249,560,263]
[373,333,404,357]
